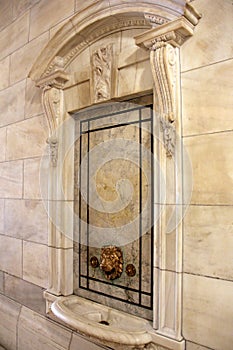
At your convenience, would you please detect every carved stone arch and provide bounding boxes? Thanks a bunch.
[29,1,201,349]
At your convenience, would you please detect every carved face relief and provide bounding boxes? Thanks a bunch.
[100,246,123,280]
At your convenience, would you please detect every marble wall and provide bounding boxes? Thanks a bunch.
[0,0,232,349]
[181,0,233,349]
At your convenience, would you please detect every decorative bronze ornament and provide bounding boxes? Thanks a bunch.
[100,246,123,280]
[90,256,99,268]
[125,264,136,277]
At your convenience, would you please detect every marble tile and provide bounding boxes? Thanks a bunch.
[49,16,71,39]
[24,157,44,199]
[0,294,21,350]
[182,59,233,136]
[64,81,91,112]
[4,274,45,315]
[186,342,214,350]
[0,0,13,31]
[25,78,43,118]
[181,0,233,71]
[0,236,22,277]
[23,241,48,288]
[6,114,48,160]
[184,205,233,281]
[0,80,26,127]
[183,274,233,350]
[70,333,107,350]
[18,306,72,350]
[10,31,49,84]
[184,132,233,205]
[0,56,10,91]
[5,199,48,244]
[0,271,4,293]
[0,160,23,198]
[29,0,74,40]
[13,0,40,19]
[0,12,29,60]
[0,127,6,162]
[0,199,4,234]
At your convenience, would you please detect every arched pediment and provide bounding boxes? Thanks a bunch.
[29,0,197,82]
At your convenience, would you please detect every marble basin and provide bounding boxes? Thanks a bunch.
[51,295,153,346]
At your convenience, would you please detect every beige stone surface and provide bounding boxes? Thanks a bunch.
[70,333,107,350]
[182,59,233,136]
[0,80,26,127]
[0,12,29,60]
[0,56,10,90]
[23,241,48,288]
[184,132,233,205]
[10,31,49,84]
[0,235,22,277]
[24,157,44,199]
[18,306,72,350]
[181,0,233,71]
[64,81,91,112]
[184,205,233,281]
[0,199,4,233]
[4,199,48,244]
[183,274,233,350]
[186,342,214,350]
[25,78,43,118]
[13,0,40,19]
[0,0,13,31]
[0,127,6,162]
[0,294,21,350]
[29,0,74,40]
[0,160,23,198]
[6,115,48,160]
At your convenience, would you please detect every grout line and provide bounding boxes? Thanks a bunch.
[181,57,233,74]
[183,128,233,139]
[183,271,233,284]
[68,332,73,350]
[186,340,215,350]
[16,305,22,350]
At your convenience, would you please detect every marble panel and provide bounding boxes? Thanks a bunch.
[29,0,74,40]
[181,0,233,71]
[0,270,4,293]
[70,333,107,350]
[13,0,41,19]
[24,157,45,199]
[49,17,71,39]
[183,274,233,350]
[0,346,6,350]
[0,0,13,31]
[0,236,22,277]
[0,294,21,350]
[0,80,26,127]
[184,205,233,281]
[186,342,214,350]
[182,59,233,136]
[6,115,48,160]
[117,60,153,97]
[10,31,49,84]
[0,127,6,162]
[0,56,10,90]
[0,12,29,60]
[0,160,23,198]
[0,199,4,234]
[25,78,43,118]
[18,306,72,350]
[5,199,48,244]
[64,81,91,113]
[23,241,48,288]
[4,274,45,315]
[184,132,233,205]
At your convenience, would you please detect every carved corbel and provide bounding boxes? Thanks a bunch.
[34,56,69,166]
[135,12,201,157]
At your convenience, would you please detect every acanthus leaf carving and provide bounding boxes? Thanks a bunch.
[46,136,58,167]
[150,42,178,157]
[92,44,113,103]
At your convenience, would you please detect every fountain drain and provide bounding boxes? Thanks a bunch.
[99,320,110,326]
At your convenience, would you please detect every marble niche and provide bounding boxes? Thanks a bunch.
[29,1,201,349]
